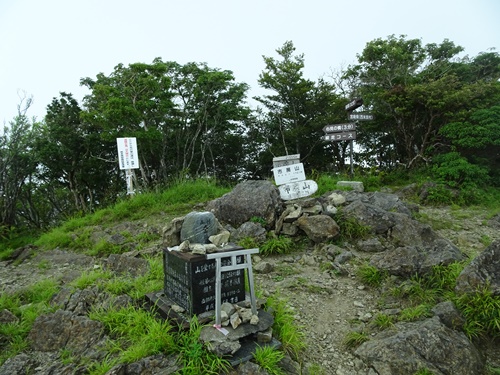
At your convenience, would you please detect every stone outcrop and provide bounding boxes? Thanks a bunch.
[206,180,282,228]
[355,317,484,375]
[2,180,499,374]
[455,239,500,296]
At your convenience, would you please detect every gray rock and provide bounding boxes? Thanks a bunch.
[455,239,500,296]
[337,181,364,192]
[28,309,106,358]
[106,354,181,375]
[0,309,19,324]
[280,222,299,236]
[296,214,340,243]
[432,301,465,330]
[200,310,274,355]
[209,230,230,246]
[254,261,274,274]
[327,192,347,206]
[370,240,464,278]
[162,217,184,246]
[355,317,484,375]
[234,361,268,375]
[180,211,219,244]
[105,253,149,277]
[334,250,354,264]
[357,237,385,253]
[343,200,397,235]
[230,221,267,244]
[206,180,282,228]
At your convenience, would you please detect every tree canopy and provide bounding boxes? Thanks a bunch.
[2,36,499,231]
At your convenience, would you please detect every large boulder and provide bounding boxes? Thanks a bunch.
[206,180,282,228]
[355,317,484,375]
[180,211,219,244]
[455,240,500,296]
[28,309,107,360]
[296,215,340,243]
[369,238,464,278]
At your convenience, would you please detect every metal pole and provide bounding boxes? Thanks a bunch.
[350,140,354,177]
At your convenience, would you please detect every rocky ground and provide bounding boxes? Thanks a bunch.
[1,205,499,374]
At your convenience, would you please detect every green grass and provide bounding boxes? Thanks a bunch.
[357,264,387,287]
[0,279,60,365]
[265,292,306,360]
[174,315,231,374]
[89,304,176,364]
[253,345,286,375]
[35,179,230,252]
[260,235,295,256]
[372,313,395,330]
[334,211,371,242]
[453,287,500,339]
[342,331,369,349]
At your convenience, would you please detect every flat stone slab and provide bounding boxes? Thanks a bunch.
[337,181,364,192]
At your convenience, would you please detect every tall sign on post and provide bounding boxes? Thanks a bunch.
[116,137,140,195]
[322,98,373,176]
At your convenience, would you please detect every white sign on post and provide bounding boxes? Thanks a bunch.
[116,137,139,195]
[272,154,301,168]
[116,137,139,170]
[272,163,306,185]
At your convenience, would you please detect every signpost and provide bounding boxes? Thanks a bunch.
[323,123,356,133]
[323,97,375,176]
[348,112,374,121]
[322,131,356,141]
[345,98,363,112]
[272,154,317,200]
[116,137,140,195]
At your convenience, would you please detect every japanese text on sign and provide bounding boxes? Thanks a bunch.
[323,123,356,133]
[116,137,139,170]
[272,163,306,185]
[322,131,357,141]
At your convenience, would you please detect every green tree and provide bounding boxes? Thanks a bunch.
[0,97,37,229]
[165,62,250,180]
[81,59,250,185]
[34,92,112,215]
[81,59,175,188]
[439,105,500,184]
[345,35,500,174]
[255,41,341,172]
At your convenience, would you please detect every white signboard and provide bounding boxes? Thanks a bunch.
[279,180,318,201]
[273,154,301,168]
[116,137,139,170]
[322,131,357,141]
[272,163,306,185]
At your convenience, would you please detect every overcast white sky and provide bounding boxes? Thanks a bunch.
[1,0,499,125]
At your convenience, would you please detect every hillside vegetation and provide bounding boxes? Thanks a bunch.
[1,175,500,374]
